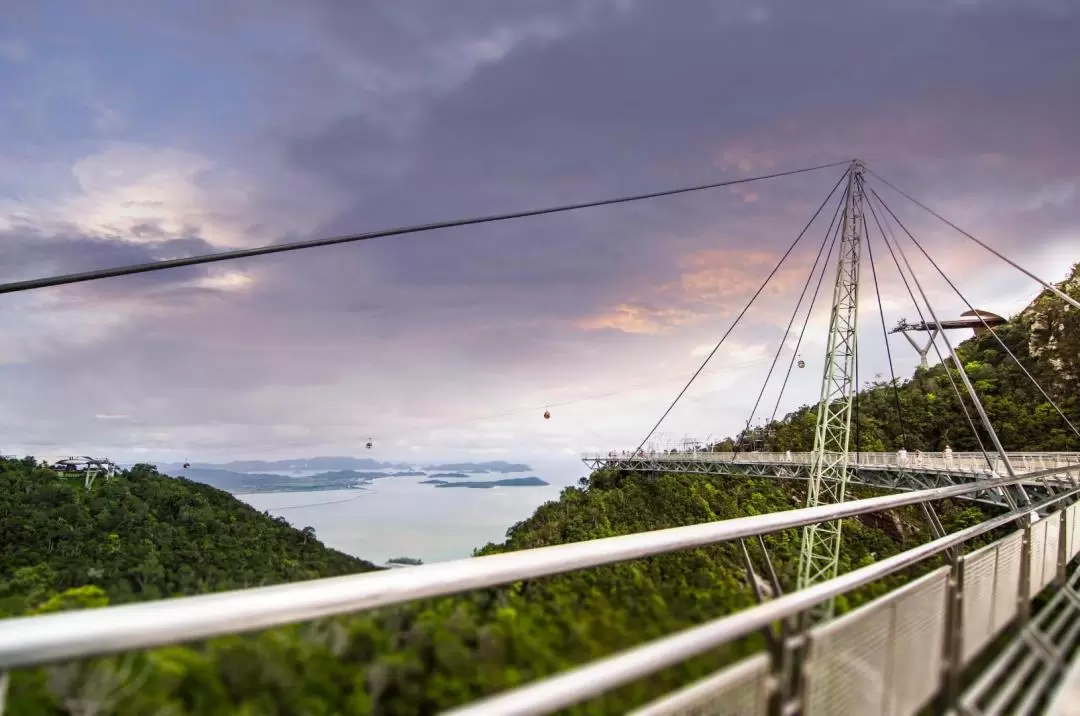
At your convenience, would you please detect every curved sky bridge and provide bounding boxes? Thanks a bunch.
[583,451,1080,509]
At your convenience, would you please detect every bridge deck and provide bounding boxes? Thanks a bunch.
[582,451,1080,507]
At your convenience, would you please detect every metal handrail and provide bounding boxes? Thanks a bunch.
[0,465,1072,672]
[445,485,1080,716]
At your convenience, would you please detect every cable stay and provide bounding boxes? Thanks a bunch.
[736,172,849,452]
[879,193,1080,447]
[633,165,852,452]
[868,184,1035,504]
[863,197,909,448]
[863,184,994,467]
[765,205,844,428]
[866,168,1080,312]
[872,185,1076,499]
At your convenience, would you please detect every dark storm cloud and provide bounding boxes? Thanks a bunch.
[264,0,1079,341]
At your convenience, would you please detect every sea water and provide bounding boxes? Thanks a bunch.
[237,459,586,564]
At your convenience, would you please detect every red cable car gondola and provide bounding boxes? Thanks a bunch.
[543,410,551,420]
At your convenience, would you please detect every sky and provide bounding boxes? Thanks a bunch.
[1,0,1078,465]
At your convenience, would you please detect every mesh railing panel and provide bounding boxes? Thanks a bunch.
[627,653,770,716]
[1030,516,1049,593]
[992,531,1023,634]
[1033,513,1061,593]
[805,567,949,716]
[961,530,1024,665]
[884,569,950,716]
[961,543,999,664]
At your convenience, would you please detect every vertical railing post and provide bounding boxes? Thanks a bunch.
[1018,521,1033,626]
[1057,507,1069,587]
[938,556,965,712]
[792,616,814,716]
[765,619,792,716]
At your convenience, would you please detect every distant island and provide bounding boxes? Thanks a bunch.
[152,458,538,494]
[420,477,550,489]
[423,461,530,474]
[386,557,423,566]
[173,467,380,494]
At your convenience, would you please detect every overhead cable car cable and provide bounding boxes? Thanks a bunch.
[633,165,852,453]
[0,161,848,296]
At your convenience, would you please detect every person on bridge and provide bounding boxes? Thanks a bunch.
[944,445,953,466]
[898,447,909,466]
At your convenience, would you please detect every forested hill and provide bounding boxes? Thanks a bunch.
[723,261,1080,453]
[0,458,377,618]
[3,463,987,714]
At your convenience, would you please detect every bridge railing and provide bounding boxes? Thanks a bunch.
[451,485,1080,716]
[0,466,1078,715]
[583,450,1080,478]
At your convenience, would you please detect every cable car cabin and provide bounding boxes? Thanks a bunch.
[543,410,551,420]
[366,439,374,450]
[49,456,118,489]
[797,359,806,369]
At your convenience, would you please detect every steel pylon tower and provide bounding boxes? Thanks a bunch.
[796,160,864,620]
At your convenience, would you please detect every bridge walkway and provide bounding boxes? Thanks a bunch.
[584,451,1080,508]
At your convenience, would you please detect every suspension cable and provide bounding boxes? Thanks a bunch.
[873,187,1062,497]
[767,206,843,427]
[863,187,909,448]
[869,189,1036,502]
[889,204,1080,448]
[865,168,1080,312]
[634,166,852,452]
[737,178,849,447]
[863,184,992,463]
[0,161,849,297]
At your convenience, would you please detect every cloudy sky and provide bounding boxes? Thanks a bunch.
[1,0,1077,464]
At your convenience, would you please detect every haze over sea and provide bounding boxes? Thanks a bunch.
[234,458,586,564]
